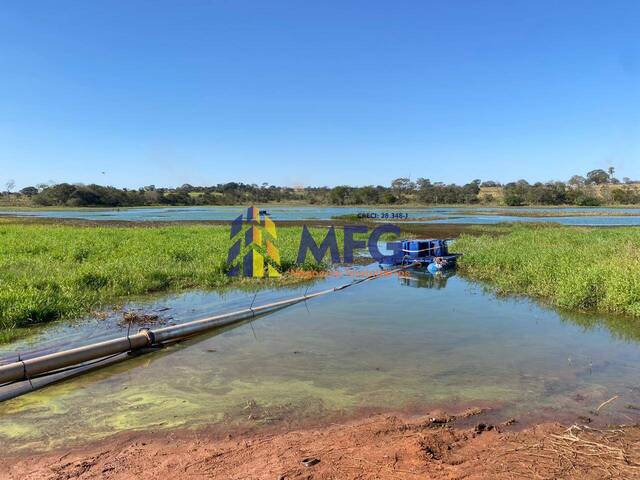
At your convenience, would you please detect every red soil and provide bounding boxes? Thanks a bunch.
[3,408,639,480]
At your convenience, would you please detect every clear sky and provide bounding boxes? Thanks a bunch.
[1,1,638,189]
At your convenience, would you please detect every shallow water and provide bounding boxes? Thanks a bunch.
[3,205,640,225]
[2,264,640,452]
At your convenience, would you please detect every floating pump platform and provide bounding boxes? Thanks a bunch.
[380,239,462,273]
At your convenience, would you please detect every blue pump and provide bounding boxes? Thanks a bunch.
[379,238,462,270]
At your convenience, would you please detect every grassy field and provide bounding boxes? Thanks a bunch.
[0,221,335,343]
[4,218,640,344]
[456,224,640,317]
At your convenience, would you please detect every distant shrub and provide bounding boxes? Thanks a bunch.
[574,195,601,206]
[504,194,525,206]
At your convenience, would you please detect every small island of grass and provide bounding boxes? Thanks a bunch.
[456,224,640,318]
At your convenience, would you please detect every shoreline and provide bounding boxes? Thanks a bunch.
[2,203,640,211]
[2,405,638,479]
[0,220,635,345]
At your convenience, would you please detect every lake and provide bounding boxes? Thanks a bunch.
[2,263,640,452]
[3,205,640,225]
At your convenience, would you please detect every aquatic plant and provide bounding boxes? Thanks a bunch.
[456,224,640,318]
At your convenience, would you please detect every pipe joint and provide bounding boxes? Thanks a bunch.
[138,328,156,347]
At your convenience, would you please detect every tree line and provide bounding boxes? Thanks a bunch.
[3,168,639,207]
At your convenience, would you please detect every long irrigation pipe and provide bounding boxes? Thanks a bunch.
[0,262,420,390]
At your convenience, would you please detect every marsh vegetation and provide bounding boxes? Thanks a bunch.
[457,224,640,317]
[0,221,331,342]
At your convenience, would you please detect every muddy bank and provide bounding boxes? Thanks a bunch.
[2,408,639,480]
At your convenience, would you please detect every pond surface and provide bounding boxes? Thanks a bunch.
[3,205,640,225]
[2,264,640,452]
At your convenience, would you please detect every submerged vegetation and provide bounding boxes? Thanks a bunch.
[0,221,332,343]
[456,224,640,317]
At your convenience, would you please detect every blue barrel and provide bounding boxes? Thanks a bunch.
[427,262,441,274]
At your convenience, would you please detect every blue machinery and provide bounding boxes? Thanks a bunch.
[380,239,462,273]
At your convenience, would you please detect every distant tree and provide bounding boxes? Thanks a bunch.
[160,191,193,205]
[354,185,380,204]
[415,178,431,190]
[382,191,397,204]
[504,193,525,206]
[329,186,352,205]
[574,194,601,206]
[415,177,480,204]
[481,193,494,204]
[33,183,76,205]
[568,175,586,187]
[19,186,39,196]
[390,177,414,203]
[143,190,160,204]
[611,188,640,204]
[480,180,501,188]
[17,174,640,208]
[608,166,615,178]
[502,180,529,206]
[586,169,610,185]
[5,179,15,195]
[463,179,481,199]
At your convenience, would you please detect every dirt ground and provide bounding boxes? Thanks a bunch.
[3,408,640,480]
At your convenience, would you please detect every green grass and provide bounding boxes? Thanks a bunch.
[6,219,638,344]
[0,221,335,343]
[456,224,640,317]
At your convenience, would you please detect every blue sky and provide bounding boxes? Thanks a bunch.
[1,1,638,189]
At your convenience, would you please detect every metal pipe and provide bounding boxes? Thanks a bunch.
[0,264,417,387]
[151,286,334,344]
[0,295,310,385]
[0,332,151,384]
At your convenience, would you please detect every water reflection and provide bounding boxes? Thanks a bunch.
[398,267,640,346]
[397,270,456,289]
[558,308,640,344]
